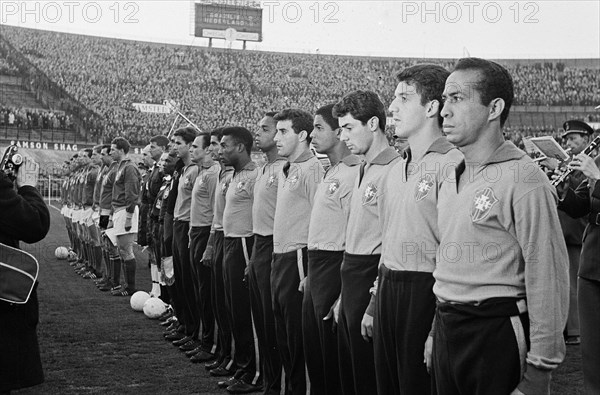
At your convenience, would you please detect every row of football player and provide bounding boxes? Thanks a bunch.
[57,58,600,395]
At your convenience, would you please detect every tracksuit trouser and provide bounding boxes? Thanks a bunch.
[373,265,435,395]
[271,248,307,395]
[189,226,216,350]
[248,234,282,395]
[172,220,198,337]
[211,231,233,368]
[579,277,600,395]
[338,252,379,395]
[223,236,258,384]
[302,249,343,395]
[432,298,529,395]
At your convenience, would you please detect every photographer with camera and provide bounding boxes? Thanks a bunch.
[0,152,50,394]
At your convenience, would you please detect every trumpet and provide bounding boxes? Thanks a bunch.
[551,135,600,187]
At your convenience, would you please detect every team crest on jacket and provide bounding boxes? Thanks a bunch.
[183,176,192,187]
[415,174,434,201]
[267,175,276,188]
[327,180,340,195]
[236,181,247,193]
[362,183,377,205]
[470,187,498,222]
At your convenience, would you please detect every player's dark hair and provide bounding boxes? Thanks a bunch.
[316,104,339,131]
[111,137,130,154]
[210,127,224,142]
[274,108,314,143]
[396,64,450,127]
[196,132,211,149]
[265,111,278,118]
[333,90,386,131]
[150,135,170,148]
[82,148,93,158]
[221,126,254,155]
[173,127,198,144]
[453,57,514,127]
[101,144,111,154]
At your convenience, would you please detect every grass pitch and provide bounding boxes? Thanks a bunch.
[10,203,583,394]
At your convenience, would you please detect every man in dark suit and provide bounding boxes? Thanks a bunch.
[0,153,50,394]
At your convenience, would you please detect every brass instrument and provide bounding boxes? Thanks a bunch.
[552,135,600,187]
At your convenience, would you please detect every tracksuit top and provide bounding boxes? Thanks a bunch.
[308,154,361,251]
[190,162,220,228]
[345,147,400,255]
[173,163,198,221]
[434,141,569,392]
[99,161,118,214]
[81,165,98,207]
[112,158,141,213]
[252,158,286,237]
[273,149,323,254]
[380,138,462,274]
[223,161,258,238]
[212,167,234,232]
[93,165,108,207]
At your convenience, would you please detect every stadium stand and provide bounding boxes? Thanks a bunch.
[0,25,598,146]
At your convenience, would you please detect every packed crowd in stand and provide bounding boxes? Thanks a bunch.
[0,103,75,130]
[1,25,598,146]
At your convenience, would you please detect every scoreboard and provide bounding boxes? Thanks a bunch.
[193,2,263,42]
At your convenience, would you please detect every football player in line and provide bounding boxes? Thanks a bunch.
[303,104,361,395]
[248,112,286,395]
[333,91,401,395]
[271,109,324,394]
[367,64,462,394]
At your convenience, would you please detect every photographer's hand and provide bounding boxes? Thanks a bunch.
[16,155,39,188]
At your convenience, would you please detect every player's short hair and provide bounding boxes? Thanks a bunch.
[111,137,130,154]
[82,148,93,158]
[150,135,170,148]
[221,126,254,155]
[173,127,198,144]
[333,90,386,131]
[100,144,111,154]
[196,132,211,149]
[265,111,278,118]
[453,57,514,127]
[210,127,224,142]
[92,145,103,154]
[316,104,339,131]
[396,64,450,127]
[274,108,314,143]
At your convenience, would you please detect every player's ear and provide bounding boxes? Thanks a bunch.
[426,100,440,119]
[488,98,505,123]
[368,116,379,132]
[298,130,308,143]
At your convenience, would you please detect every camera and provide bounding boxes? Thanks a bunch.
[0,145,23,180]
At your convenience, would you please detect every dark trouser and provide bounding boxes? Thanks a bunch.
[432,298,529,395]
[338,253,379,395]
[223,236,258,384]
[211,231,233,367]
[0,286,44,392]
[189,226,216,349]
[302,250,343,395]
[172,220,198,337]
[566,244,581,337]
[272,249,307,395]
[157,221,171,305]
[373,266,435,395]
[249,235,282,395]
[579,277,600,395]
[151,218,161,266]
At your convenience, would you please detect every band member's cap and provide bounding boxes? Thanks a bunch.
[562,120,594,138]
